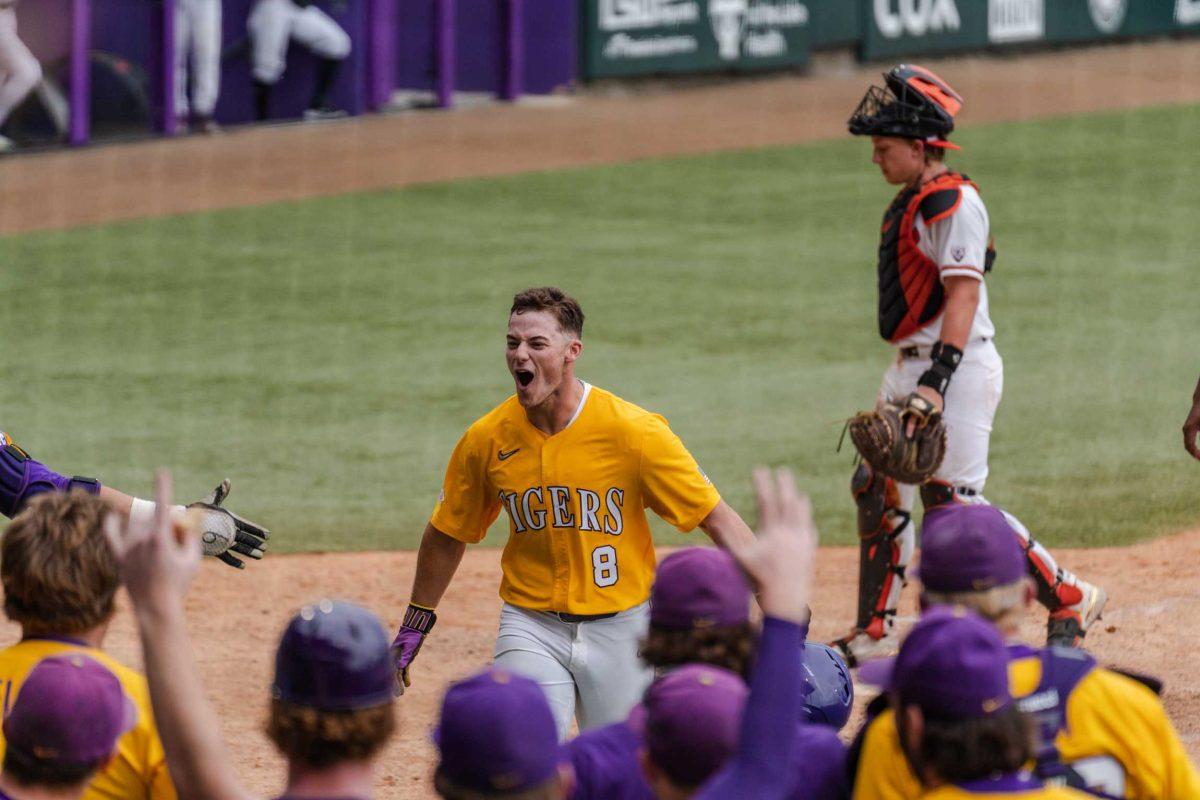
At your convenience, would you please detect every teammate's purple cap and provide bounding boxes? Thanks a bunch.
[858,607,1011,720]
[642,664,747,787]
[917,505,1025,592]
[436,668,560,793]
[272,599,394,711]
[3,654,135,766]
[650,548,751,630]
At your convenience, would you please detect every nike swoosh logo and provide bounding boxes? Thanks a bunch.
[498,448,520,461]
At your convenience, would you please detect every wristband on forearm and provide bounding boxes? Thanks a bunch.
[402,603,437,634]
[917,341,963,396]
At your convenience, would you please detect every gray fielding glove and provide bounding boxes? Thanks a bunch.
[187,479,270,569]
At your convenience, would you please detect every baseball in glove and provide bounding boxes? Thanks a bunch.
[847,393,947,484]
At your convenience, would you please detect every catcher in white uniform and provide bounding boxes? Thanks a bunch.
[248,0,351,121]
[174,0,222,133]
[0,0,40,151]
[832,65,1107,665]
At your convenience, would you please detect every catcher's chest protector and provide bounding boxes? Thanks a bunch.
[876,171,995,343]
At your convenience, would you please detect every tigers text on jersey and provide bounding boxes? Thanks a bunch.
[431,383,720,615]
[852,647,1200,800]
[0,639,175,800]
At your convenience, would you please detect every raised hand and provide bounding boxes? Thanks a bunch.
[187,479,270,569]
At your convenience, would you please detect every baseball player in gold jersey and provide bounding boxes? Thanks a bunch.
[390,286,756,737]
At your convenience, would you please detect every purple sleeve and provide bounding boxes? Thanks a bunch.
[694,616,806,800]
[0,439,100,518]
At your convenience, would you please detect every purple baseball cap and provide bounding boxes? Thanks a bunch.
[650,548,751,630]
[3,654,135,767]
[272,599,394,711]
[643,664,747,787]
[436,668,560,793]
[917,505,1026,592]
[858,606,1011,720]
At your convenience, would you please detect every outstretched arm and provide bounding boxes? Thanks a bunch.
[391,522,467,692]
[106,471,256,800]
[1184,374,1200,460]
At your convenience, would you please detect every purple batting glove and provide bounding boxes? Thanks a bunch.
[391,603,437,695]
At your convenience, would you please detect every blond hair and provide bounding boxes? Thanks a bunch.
[2,491,117,634]
[922,578,1028,633]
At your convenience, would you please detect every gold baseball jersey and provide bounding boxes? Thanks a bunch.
[853,650,1200,800]
[920,777,1093,799]
[431,383,721,614]
[0,638,175,800]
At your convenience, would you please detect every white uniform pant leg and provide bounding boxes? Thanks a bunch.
[188,0,221,116]
[0,8,41,127]
[174,0,192,116]
[573,602,653,732]
[493,604,577,740]
[878,340,1003,495]
[248,0,295,84]
[291,5,351,60]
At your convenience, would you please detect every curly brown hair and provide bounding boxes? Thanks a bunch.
[510,287,584,338]
[900,704,1033,785]
[265,700,395,769]
[2,491,117,635]
[640,622,756,679]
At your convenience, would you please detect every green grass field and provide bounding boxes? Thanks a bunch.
[1,103,1197,551]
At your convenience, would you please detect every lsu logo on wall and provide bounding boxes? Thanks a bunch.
[599,0,700,31]
[874,0,961,39]
[708,0,808,61]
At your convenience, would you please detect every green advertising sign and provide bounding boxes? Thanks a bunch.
[861,0,1200,60]
[581,0,812,79]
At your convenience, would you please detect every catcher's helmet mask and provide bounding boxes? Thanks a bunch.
[849,64,962,150]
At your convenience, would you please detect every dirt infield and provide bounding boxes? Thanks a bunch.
[1,38,1199,235]
[4,531,1190,797]
[0,36,1197,798]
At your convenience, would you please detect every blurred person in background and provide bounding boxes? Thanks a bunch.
[0,491,175,799]
[0,655,135,800]
[174,0,222,134]
[0,0,41,152]
[106,472,396,800]
[248,0,350,121]
[852,504,1200,800]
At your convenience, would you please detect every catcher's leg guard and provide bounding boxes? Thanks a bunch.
[833,462,913,666]
[1000,509,1107,647]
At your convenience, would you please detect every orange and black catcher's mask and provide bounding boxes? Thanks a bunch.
[849,64,963,150]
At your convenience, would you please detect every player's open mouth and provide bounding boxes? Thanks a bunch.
[515,369,534,387]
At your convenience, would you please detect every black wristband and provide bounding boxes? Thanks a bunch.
[402,603,437,635]
[917,341,963,396]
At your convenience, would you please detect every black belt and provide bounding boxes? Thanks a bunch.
[899,337,989,360]
[555,611,618,623]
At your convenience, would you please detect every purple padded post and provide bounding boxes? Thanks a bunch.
[69,0,90,146]
[367,0,396,111]
[436,0,455,108]
[162,0,177,135]
[501,0,523,101]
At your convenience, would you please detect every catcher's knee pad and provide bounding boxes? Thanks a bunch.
[851,462,910,637]
[997,507,1083,613]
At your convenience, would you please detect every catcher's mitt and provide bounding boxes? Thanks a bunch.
[848,393,947,484]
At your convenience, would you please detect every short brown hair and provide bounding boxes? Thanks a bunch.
[640,622,756,680]
[266,700,395,769]
[3,747,103,789]
[510,287,584,337]
[900,704,1033,785]
[434,771,561,800]
[2,491,118,634]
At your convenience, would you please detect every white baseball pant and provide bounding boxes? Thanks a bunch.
[174,0,222,118]
[248,0,351,85]
[493,602,653,741]
[0,6,41,128]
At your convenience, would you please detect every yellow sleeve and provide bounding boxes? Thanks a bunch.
[1062,668,1200,800]
[637,414,720,532]
[429,427,501,543]
[852,709,923,800]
